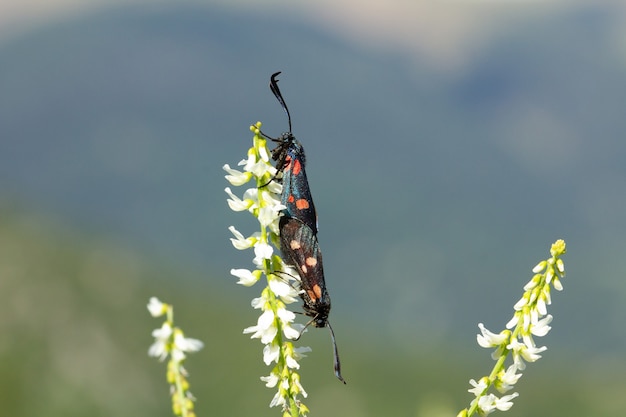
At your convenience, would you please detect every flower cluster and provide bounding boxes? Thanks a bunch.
[148,297,204,417]
[458,239,567,417]
[224,122,310,417]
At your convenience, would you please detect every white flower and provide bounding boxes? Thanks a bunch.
[258,205,280,229]
[468,378,488,396]
[494,393,519,411]
[477,394,497,414]
[292,373,308,398]
[243,310,277,344]
[251,295,267,310]
[277,307,301,340]
[223,164,252,186]
[505,314,519,329]
[261,373,279,388]
[477,323,509,348]
[171,329,204,362]
[262,343,280,365]
[231,268,260,286]
[253,242,274,266]
[258,143,271,162]
[555,258,564,273]
[530,314,553,337]
[495,365,522,393]
[269,278,296,299]
[532,260,547,273]
[269,388,286,408]
[508,339,547,370]
[513,294,528,311]
[545,265,555,284]
[225,187,256,212]
[553,276,563,291]
[147,297,167,317]
[228,226,257,250]
[148,322,173,361]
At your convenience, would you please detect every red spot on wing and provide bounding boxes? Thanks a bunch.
[288,195,295,203]
[284,155,293,171]
[292,159,302,175]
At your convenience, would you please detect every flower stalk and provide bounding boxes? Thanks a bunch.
[224,122,310,416]
[148,297,204,417]
[458,239,567,417]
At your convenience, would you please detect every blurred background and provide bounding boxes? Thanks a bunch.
[1,0,626,416]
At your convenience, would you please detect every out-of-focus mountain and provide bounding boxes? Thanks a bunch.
[1,2,626,362]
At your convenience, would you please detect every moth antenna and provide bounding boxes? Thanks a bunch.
[270,71,292,133]
[295,316,316,341]
[327,321,346,384]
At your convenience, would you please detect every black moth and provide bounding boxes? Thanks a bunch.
[263,72,345,384]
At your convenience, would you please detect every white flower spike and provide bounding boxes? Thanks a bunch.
[147,298,203,417]
[224,122,310,416]
[459,240,566,417]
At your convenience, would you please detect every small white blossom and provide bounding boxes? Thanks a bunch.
[268,277,296,299]
[530,314,553,337]
[495,365,522,393]
[507,339,547,370]
[225,187,254,211]
[147,297,167,317]
[532,261,546,273]
[261,373,279,388]
[545,265,555,284]
[252,242,274,266]
[231,268,260,286]
[262,343,280,365]
[468,378,488,396]
[149,322,173,361]
[505,315,519,329]
[269,388,287,408]
[171,329,204,362]
[553,276,563,291]
[477,393,499,414]
[228,226,258,250]
[477,324,508,348]
[513,294,528,311]
[244,309,278,344]
[223,163,252,186]
[494,393,519,411]
[258,205,280,229]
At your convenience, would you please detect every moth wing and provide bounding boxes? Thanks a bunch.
[278,217,327,301]
[281,153,318,235]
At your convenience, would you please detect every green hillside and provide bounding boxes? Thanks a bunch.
[1,200,622,417]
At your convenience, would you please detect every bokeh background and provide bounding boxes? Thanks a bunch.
[1,0,626,416]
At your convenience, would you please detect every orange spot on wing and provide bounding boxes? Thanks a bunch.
[312,284,322,299]
[307,289,317,301]
[296,199,309,209]
[288,195,295,203]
